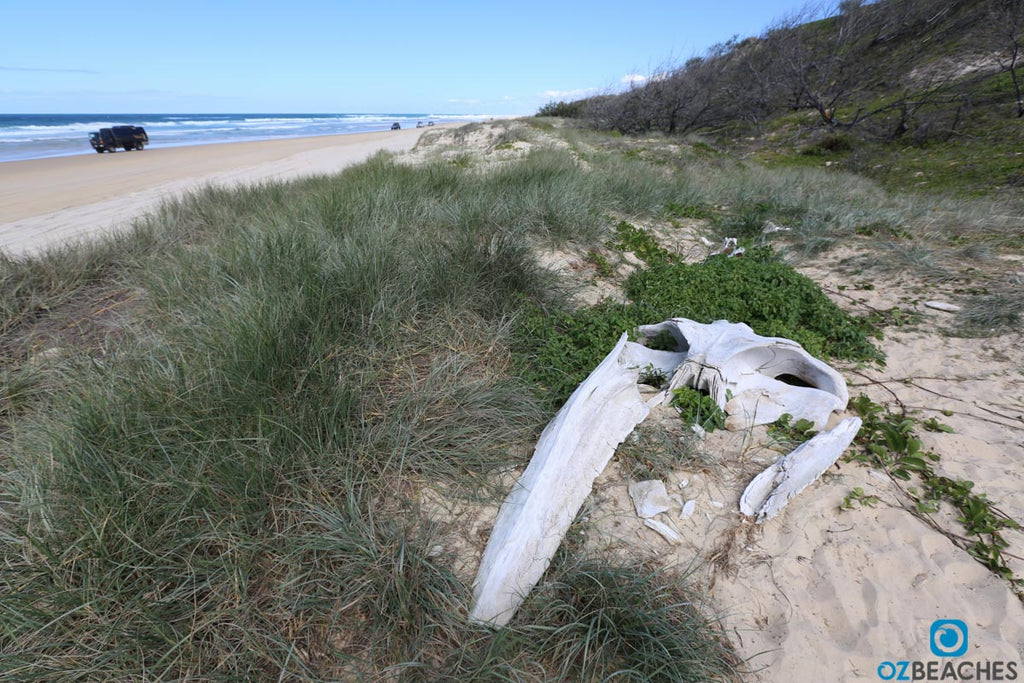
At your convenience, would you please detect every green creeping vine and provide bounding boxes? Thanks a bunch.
[610,220,673,264]
[767,413,817,446]
[626,251,884,364]
[846,395,1022,596]
[841,487,881,510]
[585,249,614,277]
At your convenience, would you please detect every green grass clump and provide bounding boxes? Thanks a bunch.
[800,135,855,157]
[956,292,1024,336]
[510,561,741,681]
[0,171,555,678]
[670,387,726,433]
[445,553,741,681]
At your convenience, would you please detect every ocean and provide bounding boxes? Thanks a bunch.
[0,113,488,163]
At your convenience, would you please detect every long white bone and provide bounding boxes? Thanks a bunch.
[740,416,862,522]
[470,333,649,626]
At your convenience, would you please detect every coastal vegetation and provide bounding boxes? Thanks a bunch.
[541,0,1024,201]
[2,105,1019,677]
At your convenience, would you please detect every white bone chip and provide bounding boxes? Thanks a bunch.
[628,480,672,518]
[923,301,961,313]
[644,518,682,543]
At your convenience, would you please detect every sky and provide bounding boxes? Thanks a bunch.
[1,0,826,115]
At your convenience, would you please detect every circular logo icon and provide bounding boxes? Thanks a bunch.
[929,619,968,657]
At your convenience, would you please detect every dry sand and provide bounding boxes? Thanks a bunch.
[0,127,446,256]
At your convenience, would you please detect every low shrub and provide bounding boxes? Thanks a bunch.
[516,248,882,410]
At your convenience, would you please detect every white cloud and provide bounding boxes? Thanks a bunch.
[540,88,596,100]
[448,98,480,104]
[621,73,648,85]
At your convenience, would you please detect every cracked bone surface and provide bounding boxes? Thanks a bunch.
[469,333,650,627]
[740,416,863,522]
[636,319,849,430]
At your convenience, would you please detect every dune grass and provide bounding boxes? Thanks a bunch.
[0,145,747,681]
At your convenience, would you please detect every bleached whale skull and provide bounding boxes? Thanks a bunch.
[470,319,853,627]
[631,318,849,431]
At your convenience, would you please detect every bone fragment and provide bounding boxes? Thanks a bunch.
[739,416,862,522]
[924,301,961,313]
[628,480,672,518]
[643,518,682,543]
[470,333,650,626]
[763,221,791,234]
[708,236,745,258]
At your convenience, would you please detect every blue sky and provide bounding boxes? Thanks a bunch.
[2,0,824,115]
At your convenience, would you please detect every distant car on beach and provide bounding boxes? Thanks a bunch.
[391,122,401,130]
[89,126,149,153]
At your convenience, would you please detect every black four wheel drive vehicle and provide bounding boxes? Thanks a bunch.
[89,126,149,153]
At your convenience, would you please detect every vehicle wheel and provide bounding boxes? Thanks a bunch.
[95,149,104,153]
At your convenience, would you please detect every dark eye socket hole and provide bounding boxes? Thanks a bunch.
[774,373,816,388]
[647,330,689,352]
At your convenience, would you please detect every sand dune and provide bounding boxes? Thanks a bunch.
[6,119,1022,680]
[0,127,442,256]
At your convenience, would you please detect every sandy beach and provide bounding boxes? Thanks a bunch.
[0,127,444,256]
